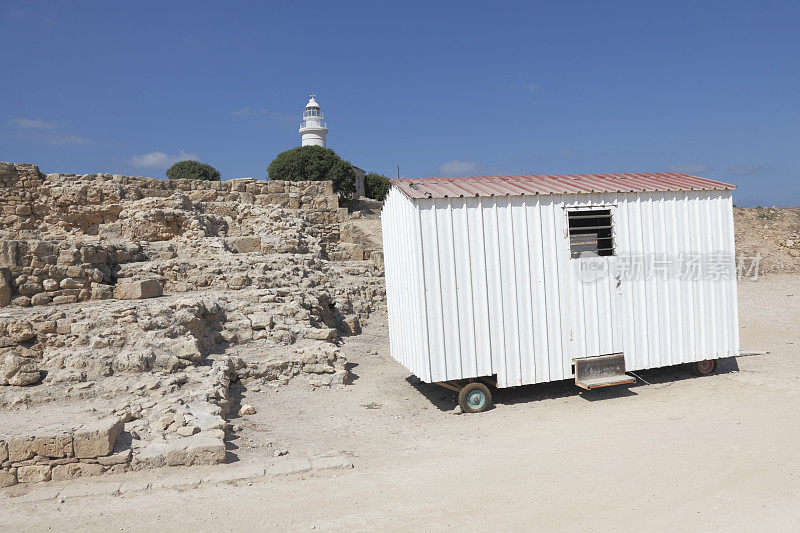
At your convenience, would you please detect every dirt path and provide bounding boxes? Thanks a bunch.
[2,276,800,531]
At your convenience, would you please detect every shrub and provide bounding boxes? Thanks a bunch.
[267,146,356,198]
[166,160,221,181]
[364,173,391,201]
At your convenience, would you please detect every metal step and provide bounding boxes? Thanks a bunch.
[574,353,635,390]
[575,374,636,390]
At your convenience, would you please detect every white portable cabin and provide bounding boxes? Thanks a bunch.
[381,172,738,407]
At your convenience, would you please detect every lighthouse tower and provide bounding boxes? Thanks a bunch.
[299,94,328,148]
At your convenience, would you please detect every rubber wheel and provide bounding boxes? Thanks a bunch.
[691,359,717,377]
[458,382,492,413]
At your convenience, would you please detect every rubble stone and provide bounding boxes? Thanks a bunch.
[238,404,256,416]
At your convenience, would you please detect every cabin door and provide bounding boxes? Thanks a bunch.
[563,207,624,362]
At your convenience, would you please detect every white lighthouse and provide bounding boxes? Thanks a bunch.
[299,94,328,148]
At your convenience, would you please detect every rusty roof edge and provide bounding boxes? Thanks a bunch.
[390,173,737,199]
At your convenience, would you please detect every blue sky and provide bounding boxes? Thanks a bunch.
[2,0,798,206]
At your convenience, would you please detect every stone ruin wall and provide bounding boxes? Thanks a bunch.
[0,162,386,488]
[0,162,369,308]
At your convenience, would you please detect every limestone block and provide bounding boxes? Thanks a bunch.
[96,448,132,466]
[30,293,51,306]
[42,278,59,292]
[0,470,16,488]
[0,161,18,180]
[339,223,357,243]
[17,281,42,296]
[306,328,337,341]
[91,283,114,300]
[135,435,225,468]
[51,462,104,481]
[59,277,83,289]
[57,249,80,265]
[65,266,84,279]
[7,321,35,342]
[113,278,162,300]
[30,241,55,257]
[0,439,7,462]
[227,236,262,253]
[112,350,155,372]
[15,204,32,216]
[80,246,107,264]
[35,320,57,334]
[52,295,78,305]
[172,337,202,362]
[249,312,274,330]
[227,274,250,290]
[2,353,41,386]
[16,465,52,483]
[0,270,10,307]
[176,426,199,437]
[164,435,226,467]
[73,417,124,459]
[336,242,364,260]
[8,432,72,461]
[0,241,18,267]
[303,363,335,374]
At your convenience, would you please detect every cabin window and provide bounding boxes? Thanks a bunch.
[568,209,614,258]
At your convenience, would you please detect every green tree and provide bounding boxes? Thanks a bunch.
[267,146,356,198]
[364,173,391,201]
[166,160,221,181]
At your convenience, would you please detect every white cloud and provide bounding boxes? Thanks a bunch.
[7,117,94,146]
[437,160,505,177]
[668,163,712,174]
[10,117,61,130]
[48,134,94,146]
[728,165,765,175]
[232,107,258,116]
[510,82,541,93]
[438,160,480,175]
[130,150,199,168]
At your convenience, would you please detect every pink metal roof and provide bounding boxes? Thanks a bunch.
[392,173,736,200]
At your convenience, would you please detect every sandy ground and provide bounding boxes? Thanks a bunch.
[2,275,800,531]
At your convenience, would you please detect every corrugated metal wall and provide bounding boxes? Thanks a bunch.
[381,189,739,387]
[381,188,431,381]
